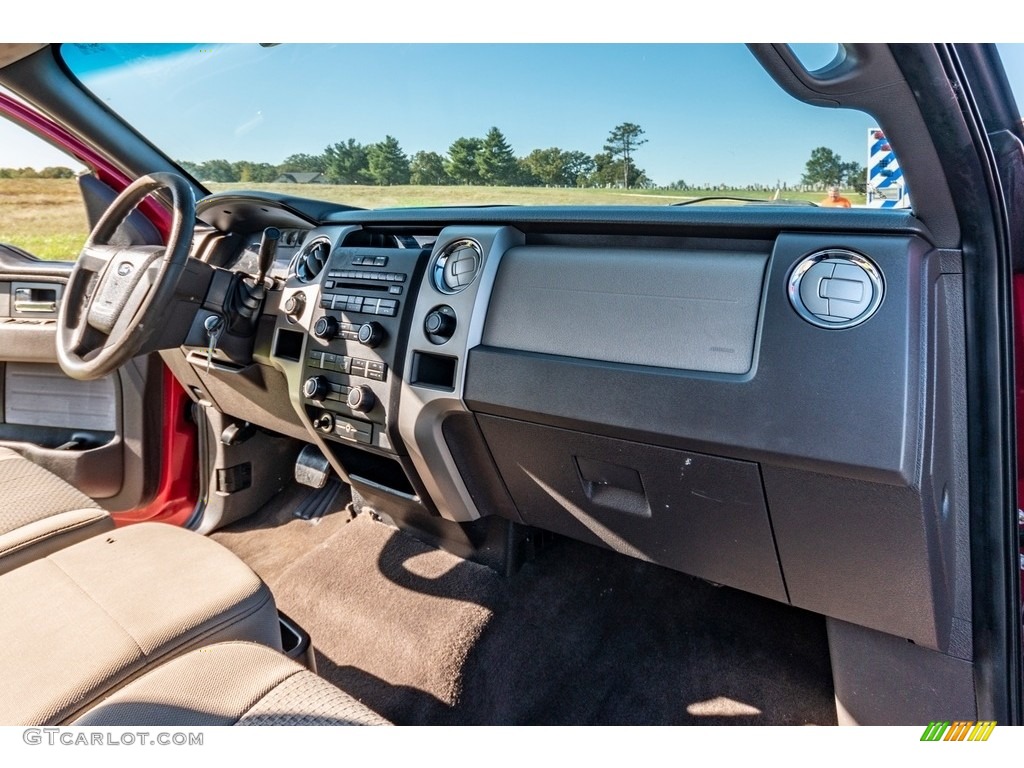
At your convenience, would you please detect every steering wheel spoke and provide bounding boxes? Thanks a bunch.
[66,309,108,358]
[77,243,119,275]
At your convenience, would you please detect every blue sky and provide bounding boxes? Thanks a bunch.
[5,43,1024,188]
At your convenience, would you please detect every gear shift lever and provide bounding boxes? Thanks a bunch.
[226,227,279,335]
[255,227,280,285]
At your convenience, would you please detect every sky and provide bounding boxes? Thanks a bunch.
[4,40,1024,188]
[56,43,875,188]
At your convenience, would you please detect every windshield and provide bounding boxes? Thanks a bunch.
[61,43,884,209]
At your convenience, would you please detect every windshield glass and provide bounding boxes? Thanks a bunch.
[61,43,884,209]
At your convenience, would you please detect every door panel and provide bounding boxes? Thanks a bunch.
[0,102,186,515]
[0,246,152,508]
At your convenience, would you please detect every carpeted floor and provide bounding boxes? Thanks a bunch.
[213,487,836,725]
[443,536,835,725]
[272,514,501,724]
[210,482,354,583]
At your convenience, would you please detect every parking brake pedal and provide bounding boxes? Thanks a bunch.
[295,445,331,489]
[293,446,340,522]
[293,479,342,522]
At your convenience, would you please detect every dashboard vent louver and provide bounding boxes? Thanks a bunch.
[293,237,331,283]
[432,239,483,294]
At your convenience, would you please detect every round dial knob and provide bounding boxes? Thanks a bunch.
[424,309,456,339]
[302,376,329,400]
[357,321,386,348]
[313,316,339,339]
[283,293,305,321]
[346,385,376,413]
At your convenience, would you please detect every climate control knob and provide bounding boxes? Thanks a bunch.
[313,316,339,340]
[302,376,329,400]
[357,321,386,348]
[424,308,456,341]
[346,385,376,413]
[283,293,305,322]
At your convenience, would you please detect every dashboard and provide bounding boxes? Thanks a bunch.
[231,229,307,276]
[167,192,971,666]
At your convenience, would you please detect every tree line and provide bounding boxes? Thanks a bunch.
[0,166,76,179]
[178,123,655,189]
[0,134,870,195]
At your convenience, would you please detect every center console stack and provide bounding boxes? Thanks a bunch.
[299,245,427,455]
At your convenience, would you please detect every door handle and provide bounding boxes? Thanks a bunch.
[12,287,58,314]
[13,299,58,313]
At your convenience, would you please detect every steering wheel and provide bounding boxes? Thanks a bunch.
[57,172,195,380]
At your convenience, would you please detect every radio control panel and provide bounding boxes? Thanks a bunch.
[301,246,426,451]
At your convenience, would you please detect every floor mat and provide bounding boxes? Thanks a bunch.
[210,482,354,585]
[444,538,836,725]
[271,514,502,724]
[214,497,835,725]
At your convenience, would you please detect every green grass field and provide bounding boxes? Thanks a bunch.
[0,178,91,261]
[1,178,867,261]
[206,182,856,208]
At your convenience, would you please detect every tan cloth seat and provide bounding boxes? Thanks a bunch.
[76,641,390,726]
[0,522,281,726]
[0,447,113,575]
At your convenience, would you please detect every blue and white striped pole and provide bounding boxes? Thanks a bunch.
[867,129,910,208]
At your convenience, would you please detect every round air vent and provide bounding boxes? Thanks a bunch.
[788,249,884,329]
[281,229,308,247]
[432,239,483,294]
[292,237,331,283]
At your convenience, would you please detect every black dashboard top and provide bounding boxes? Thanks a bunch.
[324,204,932,240]
[196,191,362,234]
[195,190,933,244]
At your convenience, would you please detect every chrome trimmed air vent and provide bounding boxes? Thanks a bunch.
[432,239,483,294]
[292,236,331,283]
[787,248,884,329]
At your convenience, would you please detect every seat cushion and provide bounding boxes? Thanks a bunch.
[75,642,390,727]
[0,447,113,575]
[0,522,281,725]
